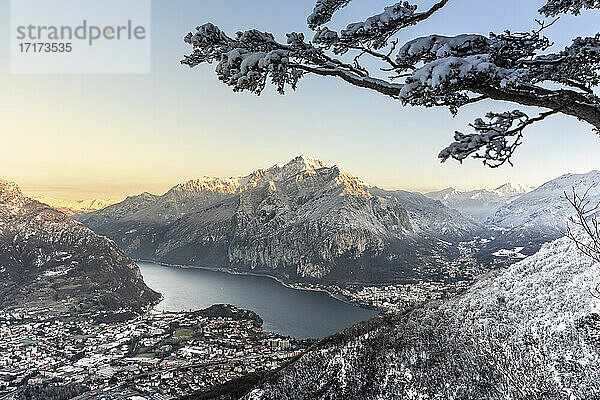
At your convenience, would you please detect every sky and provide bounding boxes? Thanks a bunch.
[0,0,599,200]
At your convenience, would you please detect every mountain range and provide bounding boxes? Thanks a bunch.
[32,196,117,216]
[4,159,600,398]
[424,172,600,260]
[425,183,535,220]
[0,179,160,314]
[78,155,483,286]
[78,157,600,285]
[479,171,600,257]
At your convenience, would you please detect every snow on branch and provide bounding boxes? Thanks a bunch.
[313,0,449,53]
[182,24,309,94]
[438,110,558,168]
[308,0,353,29]
[395,34,490,67]
[540,0,600,16]
[528,34,600,92]
[398,55,512,113]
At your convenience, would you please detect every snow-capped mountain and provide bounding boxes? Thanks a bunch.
[229,236,600,399]
[486,171,600,255]
[492,171,600,230]
[0,179,160,313]
[494,182,536,197]
[79,155,484,285]
[32,196,117,216]
[425,182,535,221]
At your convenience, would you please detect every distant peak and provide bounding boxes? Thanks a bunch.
[125,192,158,201]
[424,187,460,201]
[494,182,535,196]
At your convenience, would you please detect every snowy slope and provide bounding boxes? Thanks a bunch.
[234,236,600,400]
[491,171,600,232]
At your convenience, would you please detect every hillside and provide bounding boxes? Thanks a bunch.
[0,179,160,314]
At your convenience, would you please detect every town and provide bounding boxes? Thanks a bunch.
[0,305,309,400]
[292,239,492,313]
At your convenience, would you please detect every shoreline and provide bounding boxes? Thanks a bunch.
[135,259,379,312]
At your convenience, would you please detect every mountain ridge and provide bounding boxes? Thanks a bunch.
[79,156,484,286]
[0,179,160,314]
[32,196,118,216]
[481,170,600,257]
[425,182,535,221]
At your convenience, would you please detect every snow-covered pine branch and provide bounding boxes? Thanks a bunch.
[182,1,600,167]
[438,109,560,168]
[540,0,600,16]
[307,0,353,29]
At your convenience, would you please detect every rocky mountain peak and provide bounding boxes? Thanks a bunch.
[167,155,328,197]
[328,165,373,198]
[425,187,458,202]
[281,154,326,175]
[0,179,26,212]
[170,177,241,195]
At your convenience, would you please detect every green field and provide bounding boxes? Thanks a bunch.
[173,328,194,338]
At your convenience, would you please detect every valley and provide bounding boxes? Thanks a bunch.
[3,160,599,400]
[76,156,597,316]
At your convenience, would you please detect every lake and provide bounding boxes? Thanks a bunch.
[138,262,378,339]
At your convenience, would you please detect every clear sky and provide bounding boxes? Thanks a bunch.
[1,0,599,200]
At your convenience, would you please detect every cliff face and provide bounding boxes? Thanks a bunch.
[0,179,160,314]
[79,156,483,285]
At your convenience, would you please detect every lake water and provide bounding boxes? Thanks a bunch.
[138,262,378,339]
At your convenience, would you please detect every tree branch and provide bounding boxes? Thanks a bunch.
[472,85,600,131]
[565,187,600,264]
[291,64,403,98]
[182,1,600,167]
